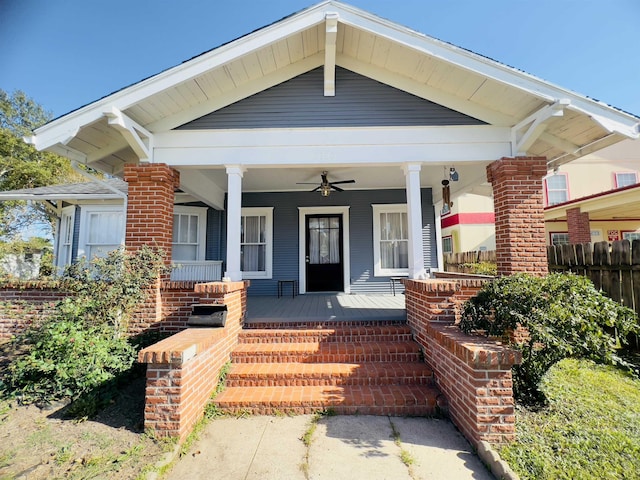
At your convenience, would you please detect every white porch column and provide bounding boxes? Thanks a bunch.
[403,163,427,279]
[224,165,244,281]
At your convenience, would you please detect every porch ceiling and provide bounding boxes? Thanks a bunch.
[176,163,491,207]
[28,1,638,177]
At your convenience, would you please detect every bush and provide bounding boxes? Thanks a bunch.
[460,273,638,405]
[1,247,167,411]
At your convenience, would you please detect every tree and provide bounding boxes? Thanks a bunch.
[0,89,83,239]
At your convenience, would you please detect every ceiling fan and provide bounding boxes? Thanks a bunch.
[297,171,356,196]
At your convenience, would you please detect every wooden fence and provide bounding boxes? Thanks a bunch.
[443,250,497,274]
[547,240,640,317]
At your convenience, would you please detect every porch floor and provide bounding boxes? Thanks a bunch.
[245,294,406,324]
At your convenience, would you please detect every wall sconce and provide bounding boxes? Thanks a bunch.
[449,167,459,182]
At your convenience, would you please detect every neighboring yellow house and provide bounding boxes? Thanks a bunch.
[442,138,640,253]
[544,138,640,245]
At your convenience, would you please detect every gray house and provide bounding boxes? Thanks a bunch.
[7,1,638,296]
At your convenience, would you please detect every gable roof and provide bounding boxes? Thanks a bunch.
[0,178,127,202]
[27,0,639,175]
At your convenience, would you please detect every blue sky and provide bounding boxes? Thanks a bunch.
[1,0,639,120]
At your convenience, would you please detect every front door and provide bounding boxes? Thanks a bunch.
[305,214,344,292]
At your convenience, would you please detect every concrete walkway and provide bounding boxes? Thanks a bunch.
[167,415,494,480]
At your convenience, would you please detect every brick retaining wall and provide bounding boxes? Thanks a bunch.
[138,281,247,441]
[403,279,521,445]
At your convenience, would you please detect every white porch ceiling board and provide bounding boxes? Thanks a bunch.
[286,33,306,63]
[255,46,278,76]
[191,74,220,100]
[370,36,393,68]
[272,39,294,69]
[162,88,193,115]
[335,20,345,53]
[385,43,422,77]
[175,81,208,105]
[355,30,375,62]
[341,24,361,58]
[450,74,487,101]
[124,104,156,126]
[208,67,236,93]
[224,59,250,86]
[302,25,321,57]
[240,52,266,82]
[411,56,438,84]
[337,55,515,126]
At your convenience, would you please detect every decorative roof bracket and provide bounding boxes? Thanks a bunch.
[511,99,569,156]
[103,107,153,162]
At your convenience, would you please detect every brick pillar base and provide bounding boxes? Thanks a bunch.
[567,207,591,244]
[123,163,180,256]
[487,157,548,276]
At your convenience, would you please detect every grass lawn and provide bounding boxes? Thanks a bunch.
[499,358,640,480]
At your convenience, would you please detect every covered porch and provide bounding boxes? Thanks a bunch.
[245,293,406,324]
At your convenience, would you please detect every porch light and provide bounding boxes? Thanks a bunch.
[321,185,331,197]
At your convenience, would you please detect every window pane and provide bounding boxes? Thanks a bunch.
[244,216,260,243]
[548,191,568,205]
[241,245,265,271]
[187,215,198,243]
[172,214,179,242]
[617,173,637,188]
[380,240,408,269]
[88,212,122,244]
[547,175,566,189]
[179,215,189,243]
[329,229,340,263]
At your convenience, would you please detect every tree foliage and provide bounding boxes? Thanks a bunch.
[460,273,639,405]
[0,89,82,238]
[1,247,168,415]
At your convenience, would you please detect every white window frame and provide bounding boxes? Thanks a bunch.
[172,206,207,261]
[615,172,638,188]
[55,205,76,271]
[241,207,273,280]
[550,232,570,246]
[442,235,453,254]
[372,204,409,277]
[77,205,125,260]
[622,231,640,241]
[544,173,569,206]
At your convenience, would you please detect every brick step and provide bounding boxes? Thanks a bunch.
[230,341,421,364]
[213,384,443,417]
[238,325,413,344]
[243,319,406,330]
[225,362,434,387]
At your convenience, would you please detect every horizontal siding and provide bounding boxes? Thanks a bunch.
[239,189,435,296]
[178,67,484,129]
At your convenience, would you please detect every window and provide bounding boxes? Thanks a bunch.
[241,207,273,279]
[79,206,125,260]
[622,231,640,241]
[56,206,75,269]
[615,172,638,188]
[544,174,569,206]
[372,204,409,276]
[172,206,207,261]
[550,232,570,246]
[442,236,453,254]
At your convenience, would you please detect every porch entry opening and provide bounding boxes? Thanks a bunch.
[305,214,344,292]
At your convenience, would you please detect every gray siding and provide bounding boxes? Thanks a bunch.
[238,189,436,296]
[205,208,223,261]
[178,67,484,129]
[71,205,81,263]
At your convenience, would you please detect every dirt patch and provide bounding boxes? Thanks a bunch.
[0,341,170,479]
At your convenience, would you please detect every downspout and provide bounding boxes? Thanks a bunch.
[70,162,128,246]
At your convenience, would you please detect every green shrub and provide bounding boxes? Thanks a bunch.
[1,247,167,410]
[461,261,497,276]
[460,273,638,405]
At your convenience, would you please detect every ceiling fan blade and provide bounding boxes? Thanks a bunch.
[296,182,321,185]
[330,185,344,192]
[330,179,356,185]
[311,186,321,192]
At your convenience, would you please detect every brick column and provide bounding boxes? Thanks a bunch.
[487,157,548,276]
[567,207,591,244]
[123,163,180,255]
